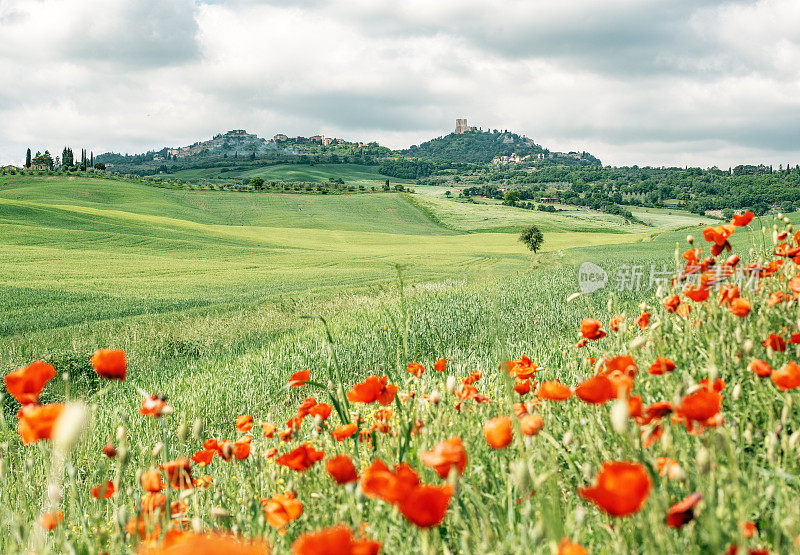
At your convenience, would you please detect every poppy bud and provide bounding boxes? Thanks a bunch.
[628,336,647,350]
[117,447,130,466]
[610,399,628,434]
[696,447,711,475]
[660,429,672,451]
[574,506,587,525]
[606,296,613,312]
[686,235,694,244]
[152,442,163,458]
[562,431,573,447]
[732,384,742,401]
[53,402,89,455]
[446,376,457,394]
[742,339,754,355]
[116,425,126,443]
[102,441,116,458]
[192,418,203,441]
[782,403,791,425]
[743,424,753,445]
[222,442,234,460]
[789,430,800,449]
[773,230,779,244]
[429,391,440,405]
[766,434,779,462]
[788,223,793,232]
[48,484,62,504]
[656,283,664,298]
[176,422,188,443]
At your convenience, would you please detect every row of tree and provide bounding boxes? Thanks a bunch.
[23,147,103,171]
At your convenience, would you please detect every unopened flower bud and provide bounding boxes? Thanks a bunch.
[742,339,754,355]
[610,398,628,434]
[116,425,126,444]
[47,484,62,504]
[152,442,163,458]
[696,446,711,474]
[732,384,742,401]
[176,422,188,443]
[429,391,440,405]
[562,431,573,447]
[789,430,800,449]
[686,235,694,244]
[446,375,457,395]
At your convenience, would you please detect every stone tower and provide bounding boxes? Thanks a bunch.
[455,118,469,134]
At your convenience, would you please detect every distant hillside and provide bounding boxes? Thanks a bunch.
[400,128,602,166]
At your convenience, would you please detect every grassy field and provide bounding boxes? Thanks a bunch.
[3,175,791,554]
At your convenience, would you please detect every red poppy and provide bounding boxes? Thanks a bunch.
[435,358,447,372]
[291,524,380,555]
[579,461,651,516]
[717,284,740,306]
[740,521,758,538]
[762,334,787,352]
[91,480,115,499]
[513,379,532,396]
[420,437,467,478]
[191,449,214,466]
[4,361,56,405]
[346,376,398,406]
[261,422,276,438]
[748,359,772,378]
[483,415,514,449]
[703,224,735,247]
[275,443,325,471]
[90,349,127,380]
[575,375,614,404]
[684,285,710,303]
[261,491,303,529]
[580,318,607,340]
[140,394,170,417]
[141,469,164,492]
[730,298,751,317]
[233,436,252,459]
[406,362,425,378]
[641,423,663,448]
[326,455,359,484]
[663,295,681,313]
[138,531,270,554]
[604,355,638,375]
[537,381,572,401]
[161,458,193,489]
[360,459,420,504]
[772,361,800,390]
[288,369,310,387]
[731,211,754,227]
[666,492,702,528]
[635,311,651,330]
[519,413,544,436]
[398,483,454,528]
[677,387,722,425]
[236,415,253,433]
[17,403,64,445]
[503,356,540,380]
[332,423,358,441]
[557,537,588,555]
[649,357,676,375]
[656,457,683,479]
[767,291,785,306]
[309,403,333,421]
[39,511,64,530]
[609,315,623,332]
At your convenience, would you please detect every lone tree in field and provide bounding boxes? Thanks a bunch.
[25,148,31,168]
[519,225,544,253]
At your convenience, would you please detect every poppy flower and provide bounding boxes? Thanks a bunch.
[346,376,398,406]
[276,443,325,471]
[261,491,303,529]
[513,379,532,396]
[140,394,171,417]
[519,413,544,436]
[406,362,425,378]
[609,315,623,332]
[666,492,702,528]
[17,403,64,444]
[579,461,651,516]
[420,437,468,478]
[90,349,127,380]
[483,415,513,448]
[580,318,607,340]
[161,458,193,489]
[141,469,164,492]
[656,457,683,479]
[717,284,740,306]
[557,537,588,555]
[503,356,540,380]
[703,224,735,246]
[309,403,333,421]
[762,334,787,352]
[772,361,800,390]
[627,395,643,418]
[604,355,638,375]
[676,304,691,319]
[360,459,420,504]
[138,531,270,554]
[663,295,681,313]
[4,361,56,405]
[326,455,359,484]
[649,357,676,375]
[191,449,214,466]
[684,285,710,303]
[193,475,213,489]
[332,423,358,441]
[261,422,276,438]
[235,415,254,433]
[748,359,772,378]
[677,387,722,427]
[641,401,673,424]
[263,447,278,460]
[731,211,754,227]
[730,298,751,317]
[767,291,785,306]
[791,276,800,295]
[537,381,572,401]
[291,524,380,555]
[641,423,663,448]
[39,510,64,530]
[398,483,453,528]
[102,441,116,458]
[233,436,252,459]
[575,375,614,404]
[739,521,758,538]
[288,369,310,387]
[91,480,115,499]
[435,358,447,372]
[635,311,651,330]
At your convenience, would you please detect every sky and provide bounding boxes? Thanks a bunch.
[1,0,799,168]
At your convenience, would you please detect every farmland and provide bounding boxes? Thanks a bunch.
[0,174,792,554]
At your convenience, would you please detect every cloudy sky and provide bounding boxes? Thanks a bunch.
[1,0,798,167]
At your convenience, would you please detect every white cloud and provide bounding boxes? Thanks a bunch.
[0,0,798,167]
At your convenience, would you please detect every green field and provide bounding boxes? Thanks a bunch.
[4,174,790,554]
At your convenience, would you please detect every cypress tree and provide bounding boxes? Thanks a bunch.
[26,148,31,168]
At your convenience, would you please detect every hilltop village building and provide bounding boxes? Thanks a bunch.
[455,118,477,134]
